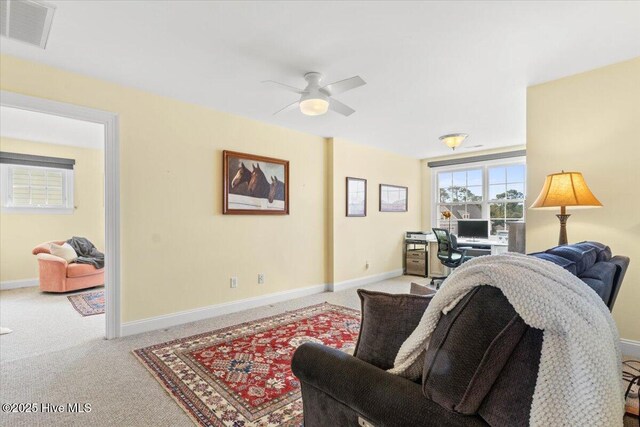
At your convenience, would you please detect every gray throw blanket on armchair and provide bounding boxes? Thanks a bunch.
[66,236,105,269]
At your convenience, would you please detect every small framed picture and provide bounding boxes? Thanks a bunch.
[346,177,367,217]
[379,184,408,212]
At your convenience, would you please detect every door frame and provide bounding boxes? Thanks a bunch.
[1,90,121,339]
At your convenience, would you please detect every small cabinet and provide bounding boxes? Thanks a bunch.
[405,244,427,277]
[406,258,426,276]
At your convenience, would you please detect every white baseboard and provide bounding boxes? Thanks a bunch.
[121,283,329,337]
[621,339,640,358]
[0,278,38,291]
[330,269,404,292]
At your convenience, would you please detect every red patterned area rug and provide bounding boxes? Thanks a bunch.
[134,303,360,426]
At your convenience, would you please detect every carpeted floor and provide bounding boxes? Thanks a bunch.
[2,278,637,427]
[0,286,105,363]
[0,276,421,426]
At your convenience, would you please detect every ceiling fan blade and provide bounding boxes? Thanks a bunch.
[329,98,355,116]
[321,76,366,96]
[272,101,299,115]
[262,80,305,94]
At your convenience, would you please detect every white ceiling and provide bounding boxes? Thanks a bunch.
[1,1,639,158]
[0,106,104,149]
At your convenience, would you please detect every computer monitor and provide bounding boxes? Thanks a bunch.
[457,220,489,240]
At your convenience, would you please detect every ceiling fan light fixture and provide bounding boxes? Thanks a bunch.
[440,133,468,150]
[299,97,329,116]
[265,72,365,117]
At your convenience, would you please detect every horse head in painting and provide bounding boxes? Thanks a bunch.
[231,162,251,189]
[268,176,285,203]
[248,163,270,199]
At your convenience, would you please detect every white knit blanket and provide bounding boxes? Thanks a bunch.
[388,253,624,426]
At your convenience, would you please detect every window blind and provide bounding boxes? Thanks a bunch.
[0,151,75,170]
[10,166,66,207]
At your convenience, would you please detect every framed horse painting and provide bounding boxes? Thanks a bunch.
[223,150,289,215]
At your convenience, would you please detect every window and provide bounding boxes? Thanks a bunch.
[433,159,526,236]
[488,164,525,235]
[437,169,483,234]
[1,164,74,213]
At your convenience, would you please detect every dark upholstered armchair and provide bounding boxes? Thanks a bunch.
[292,242,629,427]
[292,286,542,427]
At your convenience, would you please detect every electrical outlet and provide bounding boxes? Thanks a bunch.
[258,273,265,285]
[230,276,238,288]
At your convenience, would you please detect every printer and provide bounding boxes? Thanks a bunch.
[405,231,433,243]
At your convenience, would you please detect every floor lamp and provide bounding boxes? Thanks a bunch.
[530,171,602,246]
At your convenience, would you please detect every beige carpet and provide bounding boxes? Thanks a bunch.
[2,277,635,426]
[0,286,105,363]
[0,276,421,426]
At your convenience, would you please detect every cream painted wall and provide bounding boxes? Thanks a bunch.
[330,138,422,283]
[527,57,640,341]
[0,138,104,282]
[0,55,328,322]
[420,146,527,231]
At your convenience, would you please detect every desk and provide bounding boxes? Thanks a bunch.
[457,238,508,255]
[426,238,508,280]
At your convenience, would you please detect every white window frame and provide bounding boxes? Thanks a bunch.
[431,156,526,237]
[487,162,526,234]
[1,163,74,214]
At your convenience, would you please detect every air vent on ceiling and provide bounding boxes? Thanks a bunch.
[0,0,56,49]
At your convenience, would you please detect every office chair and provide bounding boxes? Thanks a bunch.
[431,228,470,289]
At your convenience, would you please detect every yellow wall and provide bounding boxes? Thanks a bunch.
[0,138,104,282]
[527,57,640,341]
[420,146,527,231]
[0,55,328,322]
[330,138,422,283]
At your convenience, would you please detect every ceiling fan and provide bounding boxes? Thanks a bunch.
[263,72,366,117]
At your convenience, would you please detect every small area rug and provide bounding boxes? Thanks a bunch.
[67,289,105,316]
[624,360,639,418]
[134,302,360,426]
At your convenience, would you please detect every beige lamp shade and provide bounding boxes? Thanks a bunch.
[530,171,602,209]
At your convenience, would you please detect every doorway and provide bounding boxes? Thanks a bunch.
[0,91,120,339]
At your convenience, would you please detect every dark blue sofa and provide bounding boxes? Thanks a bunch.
[529,241,629,310]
